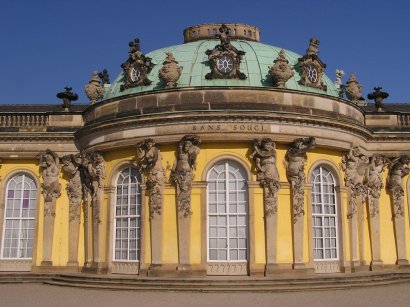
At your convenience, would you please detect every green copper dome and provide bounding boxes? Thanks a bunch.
[104,39,341,100]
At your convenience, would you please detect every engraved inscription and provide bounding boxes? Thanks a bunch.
[191,123,267,132]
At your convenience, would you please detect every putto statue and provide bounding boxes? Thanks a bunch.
[171,135,201,218]
[85,71,105,104]
[268,49,294,88]
[340,145,369,218]
[387,156,410,217]
[135,139,166,219]
[250,138,280,216]
[285,137,316,222]
[39,149,62,217]
[364,154,388,217]
[159,52,183,88]
[61,153,83,222]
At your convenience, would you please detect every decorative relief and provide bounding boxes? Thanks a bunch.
[250,138,280,216]
[112,262,139,274]
[159,52,183,88]
[205,24,247,80]
[39,149,62,217]
[84,71,104,104]
[387,156,410,218]
[285,137,315,222]
[297,38,327,90]
[364,154,388,217]
[344,74,365,105]
[340,145,369,219]
[268,49,294,88]
[135,139,165,220]
[61,154,83,222]
[120,38,154,91]
[171,135,201,218]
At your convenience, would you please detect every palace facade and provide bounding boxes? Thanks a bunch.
[0,23,409,277]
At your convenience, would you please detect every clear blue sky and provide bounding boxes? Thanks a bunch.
[1,0,409,104]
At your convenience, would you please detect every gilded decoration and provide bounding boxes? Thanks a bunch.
[159,52,183,88]
[250,138,280,216]
[120,38,154,91]
[135,139,165,220]
[297,38,327,90]
[205,24,247,80]
[39,149,62,217]
[268,49,294,88]
[84,71,105,104]
[171,135,201,218]
[364,154,388,217]
[387,156,410,218]
[61,154,83,222]
[285,137,315,222]
[340,145,369,219]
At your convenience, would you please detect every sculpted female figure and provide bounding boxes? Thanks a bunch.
[250,138,280,216]
[171,135,201,218]
[39,149,62,216]
[136,139,165,219]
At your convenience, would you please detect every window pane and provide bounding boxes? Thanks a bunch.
[114,167,141,261]
[207,161,248,263]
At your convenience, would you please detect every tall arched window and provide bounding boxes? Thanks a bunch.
[207,160,248,262]
[311,166,339,262]
[114,167,142,262]
[1,173,37,259]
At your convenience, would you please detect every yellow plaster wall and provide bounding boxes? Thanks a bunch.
[1,142,408,271]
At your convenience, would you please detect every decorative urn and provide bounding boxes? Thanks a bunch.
[268,49,294,88]
[159,52,183,88]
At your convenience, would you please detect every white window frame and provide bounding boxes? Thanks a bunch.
[1,173,37,260]
[112,166,142,262]
[206,160,248,263]
[311,166,339,262]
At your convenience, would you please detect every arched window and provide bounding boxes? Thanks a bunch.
[311,166,339,261]
[1,173,37,259]
[207,160,248,262]
[114,167,142,261]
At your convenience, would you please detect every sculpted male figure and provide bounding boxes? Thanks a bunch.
[250,138,280,216]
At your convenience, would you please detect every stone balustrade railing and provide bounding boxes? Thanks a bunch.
[398,114,409,127]
[0,114,49,128]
